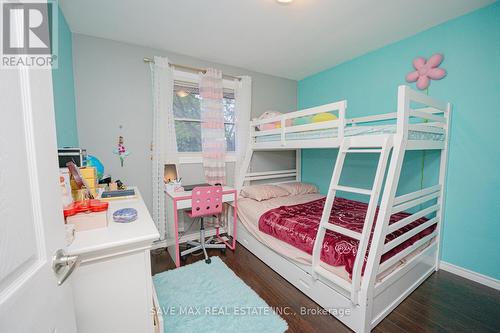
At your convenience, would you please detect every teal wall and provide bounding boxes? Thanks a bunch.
[52,7,78,147]
[298,3,500,279]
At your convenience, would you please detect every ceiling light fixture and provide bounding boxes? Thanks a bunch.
[276,0,294,4]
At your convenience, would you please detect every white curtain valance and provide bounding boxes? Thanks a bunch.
[149,56,178,240]
[234,76,252,188]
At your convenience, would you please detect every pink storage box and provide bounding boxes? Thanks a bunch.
[63,199,109,232]
[66,211,108,232]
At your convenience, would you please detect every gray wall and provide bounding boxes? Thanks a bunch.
[72,34,297,210]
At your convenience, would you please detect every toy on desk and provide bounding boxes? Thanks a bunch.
[116,179,126,190]
[113,135,130,167]
[107,179,126,191]
[67,161,95,200]
[85,155,105,180]
[108,182,118,191]
[113,208,138,223]
[99,175,112,185]
[64,199,109,232]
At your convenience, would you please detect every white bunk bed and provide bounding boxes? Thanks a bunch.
[234,85,451,333]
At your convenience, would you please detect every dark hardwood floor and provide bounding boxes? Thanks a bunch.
[151,244,500,333]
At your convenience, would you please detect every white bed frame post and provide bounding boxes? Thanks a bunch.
[338,101,346,139]
[296,149,301,182]
[360,85,410,332]
[434,102,451,270]
[236,124,255,192]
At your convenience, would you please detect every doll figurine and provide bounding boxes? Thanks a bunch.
[113,135,130,167]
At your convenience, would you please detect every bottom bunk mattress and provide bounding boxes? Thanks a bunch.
[258,197,436,278]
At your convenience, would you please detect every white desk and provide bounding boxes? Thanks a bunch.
[165,186,238,267]
[67,187,161,333]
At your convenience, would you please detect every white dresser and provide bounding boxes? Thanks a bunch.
[66,187,160,333]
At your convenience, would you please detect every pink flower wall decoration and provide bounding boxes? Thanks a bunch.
[406,53,446,90]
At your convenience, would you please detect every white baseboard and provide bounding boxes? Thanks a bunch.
[439,261,500,291]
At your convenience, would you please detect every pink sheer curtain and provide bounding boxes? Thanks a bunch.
[200,68,226,185]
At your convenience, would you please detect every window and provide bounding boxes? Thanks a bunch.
[173,80,236,154]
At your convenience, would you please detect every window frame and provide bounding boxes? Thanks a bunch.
[173,70,237,164]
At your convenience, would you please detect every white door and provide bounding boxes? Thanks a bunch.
[0,49,78,333]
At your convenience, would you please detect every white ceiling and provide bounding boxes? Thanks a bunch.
[60,0,494,80]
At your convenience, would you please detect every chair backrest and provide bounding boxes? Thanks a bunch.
[190,186,223,218]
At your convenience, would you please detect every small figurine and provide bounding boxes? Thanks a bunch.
[113,135,130,167]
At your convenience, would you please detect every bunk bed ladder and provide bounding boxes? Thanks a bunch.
[311,136,393,305]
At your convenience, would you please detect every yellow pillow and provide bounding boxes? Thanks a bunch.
[311,112,337,123]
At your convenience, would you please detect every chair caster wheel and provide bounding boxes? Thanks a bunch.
[205,258,211,264]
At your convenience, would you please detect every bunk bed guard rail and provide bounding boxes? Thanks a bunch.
[250,100,347,146]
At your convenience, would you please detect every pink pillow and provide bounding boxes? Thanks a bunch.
[240,184,289,201]
[276,182,318,196]
[256,111,292,131]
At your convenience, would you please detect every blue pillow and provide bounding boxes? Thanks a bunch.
[292,116,312,126]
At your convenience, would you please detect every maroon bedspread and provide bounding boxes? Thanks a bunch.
[258,197,435,277]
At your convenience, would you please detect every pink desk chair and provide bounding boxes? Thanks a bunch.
[180,186,226,264]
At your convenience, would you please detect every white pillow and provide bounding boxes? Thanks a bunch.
[255,111,283,131]
[240,184,289,201]
[276,182,318,196]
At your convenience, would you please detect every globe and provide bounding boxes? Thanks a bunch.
[85,155,104,180]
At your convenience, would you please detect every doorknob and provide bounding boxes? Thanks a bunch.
[52,249,80,286]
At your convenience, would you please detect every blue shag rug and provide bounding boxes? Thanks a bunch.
[153,257,288,333]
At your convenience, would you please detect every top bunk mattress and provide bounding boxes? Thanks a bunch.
[255,124,444,143]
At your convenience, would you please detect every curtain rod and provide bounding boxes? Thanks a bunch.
[143,57,241,81]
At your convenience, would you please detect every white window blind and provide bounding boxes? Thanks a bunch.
[173,80,236,153]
